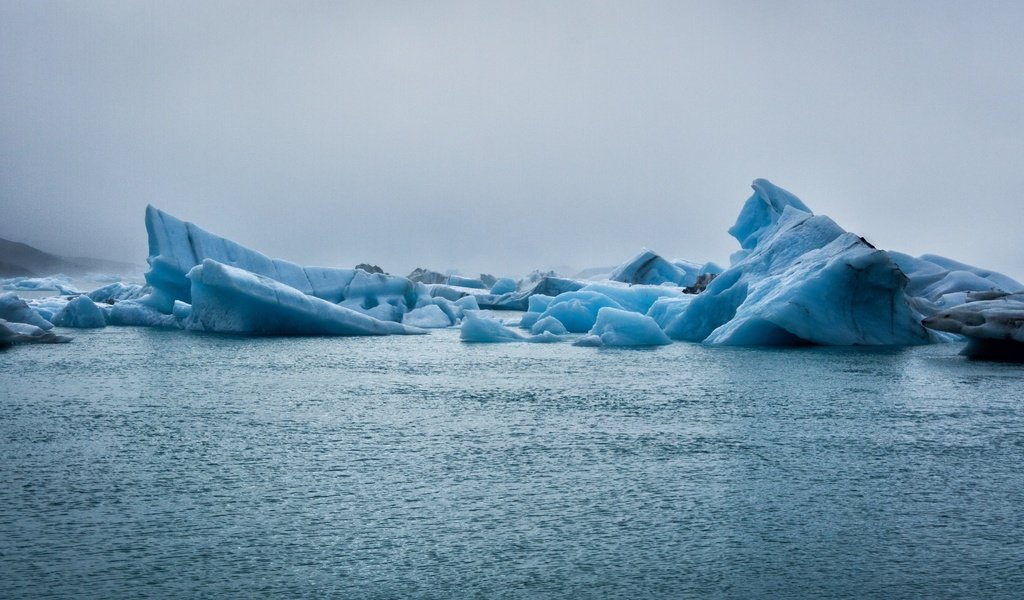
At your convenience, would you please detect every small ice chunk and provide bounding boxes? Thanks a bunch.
[403,304,453,328]
[530,316,568,335]
[460,312,525,342]
[455,295,480,311]
[579,307,672,347]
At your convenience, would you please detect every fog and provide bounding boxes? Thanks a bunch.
[2,1,1022,278]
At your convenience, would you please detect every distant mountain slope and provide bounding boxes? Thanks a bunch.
[0,236,143,277]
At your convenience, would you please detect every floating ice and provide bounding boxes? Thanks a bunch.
[142,206,420,319]
[891,252,1024,314]
[576,307,671,347]
[646,296,694,329]
[728,178,812,263]
[108,301,181,328]
[460,312,566,343]
[530,316,568,335]
[454,295,480,311]
[610,249,697,287]
[578,283,687,314]
[447,274,486,289]
[86,282,148,304]
[186,259,423,336]
[0,318,72,346]
[538,290,625,333]
[665,181,935,346]
[489,278,517,295]
[402,304,454,329]
[0,292,53,330]
[923,292,1024,361]
[52,295,107,328]
[1,275,80,295]
[460,312,526,342]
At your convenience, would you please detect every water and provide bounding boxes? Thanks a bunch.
[2,326,1023,598]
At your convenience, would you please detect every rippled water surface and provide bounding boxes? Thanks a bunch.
[2,326,1023,598]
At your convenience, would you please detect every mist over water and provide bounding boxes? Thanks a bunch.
[2,1,1024,278]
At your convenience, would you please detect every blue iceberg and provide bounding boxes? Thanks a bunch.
[664,180,936,346]
[52,295,108,328]
[186,259,424,336]
[576,307,671,347]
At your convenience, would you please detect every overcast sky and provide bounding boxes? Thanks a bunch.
[2,1,1022,278]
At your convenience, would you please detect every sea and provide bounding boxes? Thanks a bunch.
[2,323,1023,598]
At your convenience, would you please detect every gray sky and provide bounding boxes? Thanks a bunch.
[2,0,1023,279]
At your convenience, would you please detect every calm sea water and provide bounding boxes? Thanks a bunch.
[2,325,1023,599]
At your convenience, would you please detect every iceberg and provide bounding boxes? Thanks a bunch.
[52,295,108,328]
[891,252,1024,314]
[489,277,518,295]
[575,307,672,347]
[578,282,687,314]
[530,315,568,335]
[86,282,148,304]
[407,267,447,284]
[447,274,486,289]
[664,180,936,346]
[454,295,480,311]
[0,292,54,330]
[646,296,694,329]
[1,274,80,295]
[402,304,454,329]
[460,312,566,343]
[472,276,586,311]
[142,206,420,319]
[609,249,698,287]
[108,300,181,328]
[460,312,526,342]
[185,259,424,336]
[0,318,72,346]
[727,178,812,263]
[923,292,1024,361]
[537,290,625,333]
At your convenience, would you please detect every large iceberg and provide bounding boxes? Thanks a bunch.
[142,206,419,320]
[664,180,937,346]
[185,259,424,336]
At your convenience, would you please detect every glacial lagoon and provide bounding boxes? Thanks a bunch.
[2,325,1023,599]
